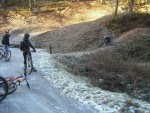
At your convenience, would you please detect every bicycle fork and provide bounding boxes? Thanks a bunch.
[24,64,27,75]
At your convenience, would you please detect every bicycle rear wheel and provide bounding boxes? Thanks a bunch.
[0,49,4,59]
[26,54,33,74]
[0,76,8,102]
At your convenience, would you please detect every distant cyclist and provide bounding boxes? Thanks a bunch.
[103,35,111,46]
[1,30,10,61]
[20,33,37,73]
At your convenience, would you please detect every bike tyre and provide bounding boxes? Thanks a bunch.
[26,54,33,74]
[0,49,4,59]
[0,76,8,102]
[4,50,11,60]
[7,83,17,95]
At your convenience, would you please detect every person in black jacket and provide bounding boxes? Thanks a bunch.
[104,35,111,46]
[20,33,37,74]
[2,30,10,61]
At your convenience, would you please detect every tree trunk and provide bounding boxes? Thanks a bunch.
[34,0,36,5]
[114,0,119,17]
[1,0,6,11]
[101,0,105,4]
[21,0,24,7]
[29,0,32,11]
[128,0,134,12]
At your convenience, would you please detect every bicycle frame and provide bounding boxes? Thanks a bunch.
[5,75,30,89]
[5,76,25,85]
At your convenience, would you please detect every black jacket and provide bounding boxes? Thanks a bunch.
[2,33,10,46]
[20,38,35,51]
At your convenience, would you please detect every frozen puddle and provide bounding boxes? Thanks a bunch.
[36,51,150,113]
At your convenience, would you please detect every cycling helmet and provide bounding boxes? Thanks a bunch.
[24,33,30,38]
[5,30,9,34]
[104,35,110,39]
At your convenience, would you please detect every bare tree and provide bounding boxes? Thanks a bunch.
[100,0,105,4]
[33,0,36,5]
[128,0,135,12]
[114,0,119,17]
[29,0,32,11]
[0,0,6,11]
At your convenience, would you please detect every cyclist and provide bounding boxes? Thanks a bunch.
[1,30,10,61]
[20,33,37,74]
[103,35,111,46]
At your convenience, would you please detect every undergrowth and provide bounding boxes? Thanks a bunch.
[118,35,150,62]
[55,49,150,102]
[107,13,150,34]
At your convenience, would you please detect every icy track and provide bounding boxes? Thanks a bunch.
[36,50,150,113]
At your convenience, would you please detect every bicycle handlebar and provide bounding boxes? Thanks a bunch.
[24,49,35,53]
[0,44,14,48]
[5,75,23,82]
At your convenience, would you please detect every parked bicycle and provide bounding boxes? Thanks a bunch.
[0,75,30,102]
[0,46,11,60]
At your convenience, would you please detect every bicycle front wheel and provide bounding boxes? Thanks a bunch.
[0,49,4,59]
[7,83,17,95]
[26,54,33,74]
[0,76,8,102]
[4,50,11,60]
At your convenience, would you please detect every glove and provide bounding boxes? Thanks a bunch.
[33,49,36,52]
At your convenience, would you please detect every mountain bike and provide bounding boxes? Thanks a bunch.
[0,76,8,102]
[5,75,30,95]
[0,46,11,60]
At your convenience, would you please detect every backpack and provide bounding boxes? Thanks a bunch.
[104,35,110,42]
[20,41,25,51]
[20,40,29,51]
[2,34,10,45]
[2,36,6,45]
[2,40,4,45]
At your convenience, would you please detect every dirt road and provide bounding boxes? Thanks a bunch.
[0,48,99,113]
